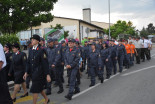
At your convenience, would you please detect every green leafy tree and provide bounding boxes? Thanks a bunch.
[0,0,57,34]
[105,20,137,38]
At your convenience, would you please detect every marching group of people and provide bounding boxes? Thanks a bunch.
[0,34,152,104]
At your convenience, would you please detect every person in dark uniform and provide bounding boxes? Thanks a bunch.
[25,40,33,89]
[52,38,64,94]
[100,42,112,79]
[0,43,13,104]
[83,41,89,71]
[117,40,127,73]
[87,42,102,86]
[23,35,51,104]
[3,43,14,82]
[64,39,80,100]
[8,43,28,102]
[61,40,67,83]
[109,40,118,75]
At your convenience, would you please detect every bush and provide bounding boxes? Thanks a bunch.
[0,34,19,46]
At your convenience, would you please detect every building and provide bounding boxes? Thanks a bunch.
[18,8,112,41]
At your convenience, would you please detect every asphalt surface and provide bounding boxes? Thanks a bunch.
[10,48,155,104]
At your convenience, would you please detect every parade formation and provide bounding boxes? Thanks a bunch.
[0,34,153,104]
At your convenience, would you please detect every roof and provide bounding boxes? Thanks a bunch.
[54,16,103,30]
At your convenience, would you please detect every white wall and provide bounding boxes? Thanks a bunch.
[63,25,77,39]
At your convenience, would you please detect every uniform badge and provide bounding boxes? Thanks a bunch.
[78,53,81,57]
[99,54,101,57]
[58,51,60,54]
[43,53,47,59]
[10,56,12,60]
[24,56,26,60]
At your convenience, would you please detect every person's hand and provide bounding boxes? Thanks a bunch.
[52,64,55,68]
[68,65,71,69]
[115,57,117,60]
[23,73,28,80]
[106,59,108,62]
[47,75,51,83]
[99,67,101,70]
[8,73,11,76]
[61,62,64,65]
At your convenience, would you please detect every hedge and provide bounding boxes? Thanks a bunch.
[0,34,19,46]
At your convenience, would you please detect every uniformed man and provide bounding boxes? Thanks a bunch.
[64,39,80,100]
[117,39,127,73]
[100,42,111,79]
[3,43,13,82]
[61,40,67,83]
[109,40,118,75]
[87,42,102,86]
[0,43,12,104]
[23,34,51,104]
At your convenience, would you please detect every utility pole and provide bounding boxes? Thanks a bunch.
[108,0,111,39]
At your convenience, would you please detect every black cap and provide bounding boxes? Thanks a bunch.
[102,41,107,44]
[12,43,20,49]
[68,38,74,42]
[61,40,66,44]
[53,38,58,42]
[4,43,12,50]
[76,41,79,44]
[91,42,96,46]
[31,34,40,42]
[40,37,45,41]
[47,38,54,43]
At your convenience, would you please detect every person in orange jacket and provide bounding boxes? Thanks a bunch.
[129,41,137,66]
[124,40,132,68]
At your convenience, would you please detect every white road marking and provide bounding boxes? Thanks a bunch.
[73,69,127,99]
[121,65,155,77]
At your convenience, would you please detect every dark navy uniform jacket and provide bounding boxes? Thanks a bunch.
[109,45,118,58]
[100,48,111,60]
[26,46,49,81]
[46,46,56,69]
[9,52,27,77]
[96,44,102,51]
[87,49,102,68]
[117,44,127,56]
[64,46,80,69]
[4,51,13,81]
[61,45,68,63]
[83,45,89,59]
[54,44,62,66]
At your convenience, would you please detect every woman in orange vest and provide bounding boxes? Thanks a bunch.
[124,40,132,68]
[129,41,137,66]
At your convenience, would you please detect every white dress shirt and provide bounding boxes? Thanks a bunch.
[0,44,6,69]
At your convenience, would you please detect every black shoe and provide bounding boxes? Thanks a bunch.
[142,60,145,62]
[47,99,50,104]
[101,79,104,83]
[74,90,80,94]
[65,95,72,100]
[89,84,95,87]
[46,92,51,95]
[66,84,69,88]
[20,92,28,98]
[57,89,64,94]
[12,98,16,102]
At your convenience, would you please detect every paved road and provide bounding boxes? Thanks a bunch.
[10,48,155,104]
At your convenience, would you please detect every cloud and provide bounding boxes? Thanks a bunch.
[52,0,155,30]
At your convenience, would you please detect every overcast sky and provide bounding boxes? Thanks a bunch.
[52,0,155,30]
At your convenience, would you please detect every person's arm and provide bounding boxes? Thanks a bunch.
[0,61,4,71]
